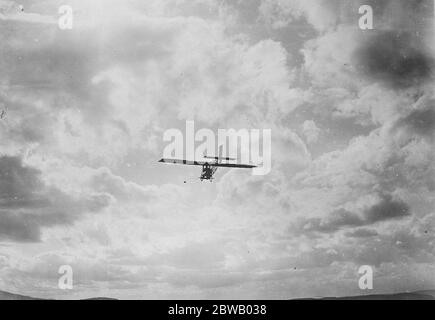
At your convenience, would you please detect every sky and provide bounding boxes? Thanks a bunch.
[0,0,434,299]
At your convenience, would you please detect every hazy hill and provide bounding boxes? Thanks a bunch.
[1,289,434,300]
[301,290,435,300]
[0,290,40,300]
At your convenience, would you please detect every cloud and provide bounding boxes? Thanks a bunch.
[364,194,411,223]
[302,120,321,144]
[394,103,435,138]
[354,30,434,89]
[291,194,411,234]
[258,0,342,31]
[144,241,226,270]
[258,0,434,33]
[362,0,433,31]
[0,155,110,242]
[0,0,434,299]
[333,84,415,125]
[345,228,378,238]
[300,24,364,90]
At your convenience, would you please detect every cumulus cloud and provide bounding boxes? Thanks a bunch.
[258,0,342,31]
[354,30,434,89]
[393,102,435,138]
[302,120,321,143]
[345,228,378,238]
[291,195,411,234]
[0,155,110,242]
[0,0,434,299]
